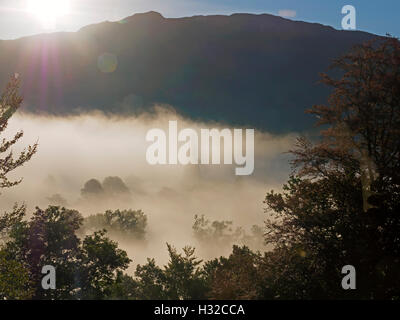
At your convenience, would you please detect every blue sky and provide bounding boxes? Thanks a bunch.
[0,0,399,40]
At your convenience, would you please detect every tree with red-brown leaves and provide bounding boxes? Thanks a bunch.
[264,37,400,299]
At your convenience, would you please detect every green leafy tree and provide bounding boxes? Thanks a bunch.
[4,206,84,299]
[84,209,147,240]
[193,214,237,245]
[0,75,37,190]
[0,76,37,300]
[4,206,131,300]
[77,230,131,299]
[0,204,26,239]
[163,244,208,300]
[134,258,168,300]
[133,244,208,300]
[193,215,264,253]
[106,271,138,300]
[0,249,33,300]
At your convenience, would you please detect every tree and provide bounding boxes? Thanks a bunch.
[80,179,104,198]
[163,244,208,300]
[80,177,132,203]
[78,230,131,299]
[106,271,138,300]
[134,258,168,300]
[133,244,209,300]
[205,246,263,300]
[84,209,147,240]
[0,76,37,300]
[0,204,26,239]
[0,249,33,300]
[193,214,237,247]
[192,215,264,253]
[0,77,136,300]
[264,37,400,299]
[102,176,130,196]
[0,76,37,242]
[0,75,37,190]
[4,206,84,299]
[3,206,131,300]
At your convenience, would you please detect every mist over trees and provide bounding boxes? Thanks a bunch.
[0,78,131,299]
[193,214,265,254]
[84,209,147,241]
[80,176,132,205]
[1,37,400,299]
[1,206,131,299]
[46,194,68,207]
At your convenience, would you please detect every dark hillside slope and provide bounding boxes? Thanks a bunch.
[0,12,379,132]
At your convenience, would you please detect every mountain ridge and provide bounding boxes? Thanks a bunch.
[0,11,381,132]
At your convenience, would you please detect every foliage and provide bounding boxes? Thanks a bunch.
[132,244,208,300]
[263,37,400,299]
[193,214,264,251]
[0,75,37,190]
[77,230,131,299]
[84,209,147,240]
[0,249,33,300]
[0,76,37,300]
[205,246,264,300]
[106,271,138,300]
[81,177,131,201]
[0,204,26,239]
[133,258,167,299]
[2,206,131,300]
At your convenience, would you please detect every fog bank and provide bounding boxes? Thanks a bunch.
[1,108,296,269]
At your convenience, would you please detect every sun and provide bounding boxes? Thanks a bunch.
[26,0,71,29]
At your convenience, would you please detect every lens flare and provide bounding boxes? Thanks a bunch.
[97,53,119,73]
[26,0,71,29]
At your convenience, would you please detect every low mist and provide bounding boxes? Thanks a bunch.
[1,107,296,271]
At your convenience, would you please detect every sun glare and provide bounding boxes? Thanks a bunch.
[26,0,71,29]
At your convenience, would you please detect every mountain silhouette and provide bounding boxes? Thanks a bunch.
[0,11,379,132]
